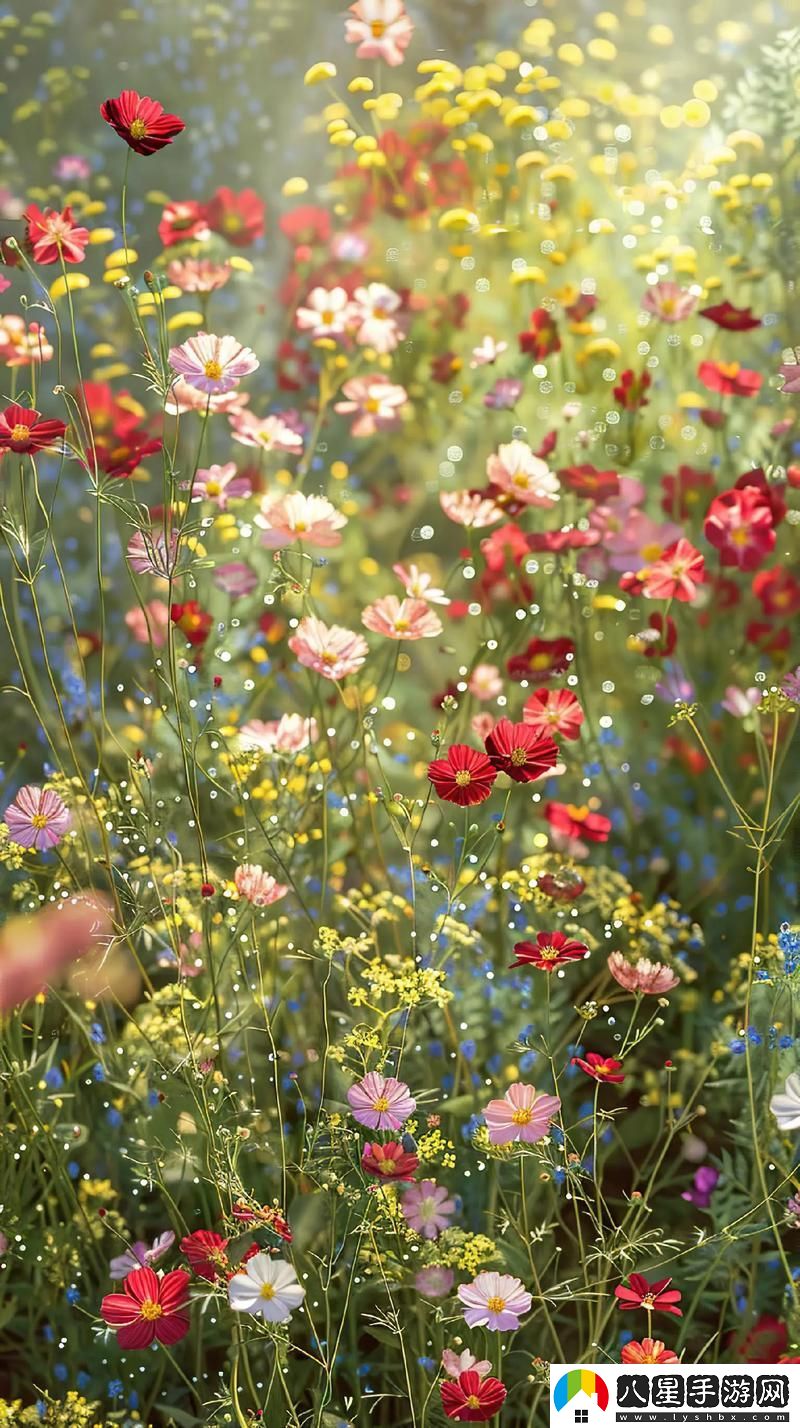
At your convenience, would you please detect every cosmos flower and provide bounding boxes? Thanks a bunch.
[440,490,504,528]
[614,1273,683,1317]
[484,718,559,784]
[641,281,697,322]
[482,1083,561,1145]
[109,1232,176,1280]
[0,315,53,366]
[184,463,251,509]
[288,616,368,680]
[3,786,70,850]
[126,527,178,578]
[440,1371,507,1422]
[0,898,110,1012]
[362,595,443,640]
[206,187,266,247]
[778,361,800,395]
[703,487,775,570]
[545,800,611,846]
[347,1071,416,1130]
[621,1340,680,1364]
[506,637,574,682]
[228,1253,305,1323]
[361,1140,419,1180]
[350,282,404,352]
[401,1180,456,1239]
[334,375,408,436]
[100,89,185,154]
[457,1271,532,1331]
[427,745,498,806]
[393,562,450,606]
[0,404,66,455]
[180,1229,230,1282]
[471,335,507,367]
[607,952,679,994]
[240,715,318,754]
[256,491,346,548]
[523,688,584,741]
[699,301,761,331]
[344,0,414,66]
[640,538,706,603]
[572,1052,625,1084]
[101,1267,190,1348]
[171,600,212,647]
[159,202,211,247]
[770,1074,800,1131]
[510,931,589,973]
[416,1266,455,1297]
[486,440,560,507]
[721,686,762,718]
[230,410,303,454]
[233,865,288,907]
[698,360,762,398]
[166,258,231,294]
[441,1351,492,1380]
[24,204,90,265]
[468,664,503,700]
[125,600,170,648]
[168,333,259,395]
[296,285,351,340]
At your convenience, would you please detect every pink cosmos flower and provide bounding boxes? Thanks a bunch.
[25,204,90,265]
[486,440,560,507]
[0,896,111,1011]
[4,785,70,850]
[296,285,351,340]
[393,562,450,606]
[233,864,288,907]
[168,332,259,395]
[0,314,53,367]
[334,375,408,436]
[110,1231,176,1280]
[482,1082,561,1145]
[704,487,776,570]
[523,688,584,741]
[641,281,698,322]
[440,490,503,529]
[470,336,507,368]
[468,664,503,700]
[607,951,680,994]
[255,491,346,548]
[349,282,404,353]
[213,562,258,598]
[401,1179,456,1238]
[185,463,252,509]
[240,715,318,754]
[416,1266,454,1298]
[166,259,231,294]
[344,0,414,66]
[288,616,368,679]
[721,686,762,717]
[126,527,178,578]
[362,595,442,640]
[640,538,706,602]
[125,599,170,647]
[458,1271,532,1331]
[164,380,250,417]
[230,409,303,454]
[779,361,800,395]
[442,1350,492,1380]
[347,1071,416,1130]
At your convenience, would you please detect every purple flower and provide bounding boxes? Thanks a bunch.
[401,1180,456,1239]
[681,1166,719,1209]
[415,1266,454,1298]
[347,1071,416,1130]
[781,666,800,702]
[109,1231,176,1280]
[654,662,694,704]
[212,561,259,598]
[484,377,523,410]
[4,785,70,851]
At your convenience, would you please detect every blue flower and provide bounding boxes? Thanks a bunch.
[90,1022,106,1045]
[65,1286,81,1305]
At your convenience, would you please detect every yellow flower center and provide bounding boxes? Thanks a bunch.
[129,118,149,141]
[372,1096,391,1112]
[321,310,334,324]
[466,1397,481,1410]
[731,527,749,546]
[31,812,50,829]
[139,1299,163,1321]
[394,619,410,632]
[364,397,380,413]
[454,770,472,786]
[10,424,30,443]
[259,1282,276,1300]
[295,520,308,532]
[510,747,527,766]
[486,1295,506,1313]
[204,359,224,381]
[511,1107,532,1125]
[206,480,221,496]
[321,650,337,665]
[641,1294,655,1309]
[371,19,387,36]
[538,944,558,960]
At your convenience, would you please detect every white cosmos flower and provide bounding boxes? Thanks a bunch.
[227,1252,306,1323]
[770,1073,800,1131]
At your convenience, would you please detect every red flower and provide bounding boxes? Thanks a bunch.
[523,688,584,741]
[431,351,462,384]
[745,621,791,658]
[171,601,212,647]
[0,403,67,455]
[279,205,332,248]
[518,307,561,359]
[24,204,89,265]
[698,360,762,398]
[78,381,145,440]
[614,1273,683,1317]
[506,637,574,682]
[558,464,620,501]
[484,718,559,784]
[537,869,586,902]
[640,538,706,603]
[100,90,185,155]
[526,527,601,553]
[704,486,775,571]
[181,1230,230,1282]
[736,1314,788,1363]
[573,1051,625,1083]
[614,368,651,410]
[621,1339,680,1364]
[361,1140,419,1180]
[510,930,589,972]
[630,613,677,658]
[101,1266,191,1348]
[86,432,163,481]
[753,566,800,617]
[441,1371,507,1422]
[735,467,786,527]
[545,801,611,843]
[158,200,210,248]
[206,188,266,247]
[699,301,761,331]
[428,745,498,806]
[660,464,715,519]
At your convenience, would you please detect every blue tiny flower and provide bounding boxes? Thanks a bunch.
[90,1022,106,1045]
[65,1286,81,1305]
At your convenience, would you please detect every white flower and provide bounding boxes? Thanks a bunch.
[470,335,507,368]
[393,561,450,606]
[296,286,350,340]
[770,1074,800,1131]
[228,1252,306,1323]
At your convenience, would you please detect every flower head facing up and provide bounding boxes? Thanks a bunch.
[510,931,589,973]
[482,1083,561,1145]
[233,864,288,908]
[345,0,414,66]
[523,687,584,741]
[362,595,443,641]
[0,404,67,455]
[440,1370,507,1421]
[621,1339,680,1364]
[615,1273,683,1317]
[428,745,498,807]
[101,1266,190,1348]
[3,785,70,851]
[573,1052,625,1084]
[288,616,368,681]
[228,1252,305,1323]
[168,333,259,395]
[347,1071,416,1130]
[100,89,185,154]
[256,491,345,549]
[361,1139,419,1180]
[24,205,90,265]
[458,1270,532,1331]
[401,1179,456,1238]
[484,718,559,784]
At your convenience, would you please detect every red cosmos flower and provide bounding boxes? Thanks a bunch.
[158,199,210,248]
[441,1370,507,1422]
[24,204,90,265]
[100,90,185,155]
[171,601,213,647]
[78,381,145,439]
[510,930,589,972]
[545,801,611,844]
[101,1266,191,1348]
[753,567,800,618]
[86,432,163,481]
[735,467,786,527]
[745,621,791,659]
[0,403,67,455]
[484,718,559,784]
[526,527,601,553]
[614,1273,683,1318]
[361,1140,419,1181]
[621,1339,680,1364]
[640,538,706,603]
[735,1314,788,1363]
[699,300,761,331]
[180,1229,230,1282]
[431,351,462,384]
[573,1051,625,1084]
[519,307,561,359]
[537,868,586,902]
[614,368,651,410]
[206,188,266,247]
[558,464,620,502]
[563,291,597,323]
[698,360,762,398]
[279,205,332,248]
[704,487,775,570]
[523,688,584,741]
[660,464,715,519]
[507,637,574,682]
[428,745,498,806]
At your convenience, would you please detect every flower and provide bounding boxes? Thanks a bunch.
[506,637,574,682]
[101,1266,190,1348]
[334,375,408,436]
[171,601,212,647]
[682,1165,719,1209]
[770,1073,800,1130]
[779,362,800,395]
[468,664,502,700]
[484,718,559,784]
[545,800,611,846]
[361,1139,419,1180]
[704,487,775,570]
[256,492,346,548]
[0,404,67,455]
[621,1339,680,1364]
[347,1072,416,1130]
[228,1252,305,1323]
[641,281,697,322]
[127,527,178,578]
[158,199,210,247]
[721,685,762,718]
[3,786,70,850]
[345,0,414,66]
[206,187,266,247]
[640,539,706,603]
[296,285,351,340]
[486,440,560,507]
[607,952,679,994]
[510,931,589,973]
[458,1271,532,1331]
[168,332,259,395]
[0,898,111,1012]
[233,865,288,907]
[471,336,507,367]
[230,410,303,454]
[350,282,404,352]
[0,315,53,366]
[109,1232,175,1280]
[428,745,498,806]
[440,491,503,528]
[416,1266,454,1297]
[699,301,761,331]
[440,1371,507,1422]
[401,1180,456,1238]
[288,616,368,680]
[442,1351,492,1380]
[614,368,651,409]
[484,377,523,410]
[100,90,185,154]
[698,360,762,398]
[185,463,251,509]
[167,258,231,294]
[519,307,560,359]
[573,1052,625,1084]
[614,1273,683,1317]
[393,563,450,606]
[240,715,318,754]
[482,1083,560,1145]
[523,688,584,741]
[24,205,89,265]
[125,600,170,648]
[180,1229,230,1282]
[362,595,442,640]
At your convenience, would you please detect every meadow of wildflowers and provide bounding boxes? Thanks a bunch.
[3,0,800,1423]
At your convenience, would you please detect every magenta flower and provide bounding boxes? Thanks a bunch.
[4,785,70,850]
[185,462,252,510]
[401,1179,456,1238]
[458,1271,532,1331]
[347,1071,416,1130]
[482,1083,560,1145]
[168,332,259,395]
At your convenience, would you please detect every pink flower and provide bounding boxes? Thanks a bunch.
[344,0,414,66]
[125,599,170,647]
[334,375,408,436]
[523,688,584,741]
[110,1231,176,1280]
[126,527,178,578]
[458,1271,532,1331]
[25,204,90,265]
[704,487,776,570]
[296,285,351,340]
[347,1071,416,1130]
[256,491,346,548]
[349,282,404,353]
[166,259,231,294]
[0,314,53,366]
[233,864,288,907]
[0,897,110,1011]
[230,409,303,454]
[470,336,507,368]
[362,595,442,640]
[486,440,560,507]
[640,538,706,602]
[168,332,259,395]
[4,785,70,850]
[440,491,503,529]
[164,380,250,417]
[468,664,503,700]
[401,1179,456,1238]
[213,562,258,598]
[393,562,450,606]
[288,616,368,679]
[185,463,251,509]
[779,361,800,395]
[416,1266,454,1298]
[442,1350,492,1380]
[641,281,698,322]
[482,1082,560,1145]
[607,951,680,994]
[721,686,762,717]
[240,715,318,754]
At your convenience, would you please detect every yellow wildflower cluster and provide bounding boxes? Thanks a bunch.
[0,1392,109,1426]
[0,823,25,870]
[415,1126,456,1170]
[435,1230,499,1276]
[351,954,452,1011]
